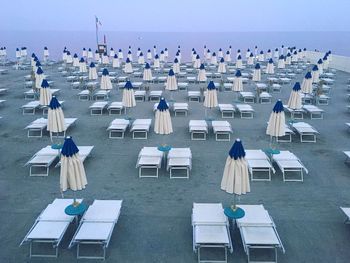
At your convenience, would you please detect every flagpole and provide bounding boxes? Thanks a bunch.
[95,16,99,47]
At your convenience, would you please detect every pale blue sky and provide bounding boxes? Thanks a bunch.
[1,0,349,32]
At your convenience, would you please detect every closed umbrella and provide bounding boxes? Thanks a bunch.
[266,49,272,59]
[221,139,250,217]
[43,47,49,60]
[173,58,180,74]
[82,48,87,58]
[191,50,197,63]
[301,72,313,94]
[274,48,279,59]
[218,57,226,73]
[127,50,133,61]
[287,82,302,110]
[204,81,218,119]
[143,63,153,81]
[218,48,223,58]
[122,80,136,108]
[112,54,120,68]
[60,136,87,206]
[40,79,52,106]
[206,49,211,61]
[175,51,181,63]
[194,55,201,69]
[292,51,298,63]
[153,45,157,56]
[266,58,275,74]
[153,54,160,68]
[236,49,241,59]
[203,45,207,57]
[102,52,109,65]
[94,50,100,63]
[147,49,152,60]
[116,49,122,60]
[66,51,73,64]
[236,55,243,69]
[62,48,67,62]
[160,50,166,63]
[254,46,258,56]
[166,69,178,91]
[258,51,264,62]
[245,48,251,59]
[137,47,141,57]
[138,52,145,65]
[266,100,285,143]
[87,48,93,59]
[47,96,65,140]
[277,55,285,69]
[109,48,115,58]
[88,62,98,80]
[229,45,232,55]
[252,63,261,82]
[312,65,320,83]
[154,97,173,135]
[225,51,231,62]
[233,70,243,92]
[197,63,207,82]
[285,53,292,65]
[211,52,217,65]
[247,52,254,65]
[317,59,324,74]
[124,58,133,73]
[79,58,87,73]
[323,55,329,70]
[164,48,169,58]
[35,67,45,90]
[100,68,112,90]
[73,53,79,67]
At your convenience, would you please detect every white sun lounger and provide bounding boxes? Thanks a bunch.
[188,91,201,102]
[283,105,304,119]
[69,200,123,260]
[192,203,233,263]
[25,146,59,176]
[55,146,94,167]
[300,93,314,105]
[20,199,82,258]
[131,119,152,139]
[107,102,124,115]
[25,118,47,137]
[134,90,146,101]
[340,207,350,224]
[149,90,163,101]
[236,104,254,119]
[167,148,192,179]
[93,89,110,100]
[189,120,208,140]
[24,90,38,100]
[89,101,108,115]
[218,104,235,118]
[178,82,189,90]
[316,94,330,105]
[259,92,272,104]
[173,102,189,116]
[271,151,308,182]
[136,147,163,177]
[212,121,232,141]
[239,92,255,103]
[245,150,276,181]
[236,205,285,263]
[77,90,90,101]
[276,124,295,143]
[290,122,318,143]
[343,151,350,163]
[21,101,41,115]
[107,118,130,139]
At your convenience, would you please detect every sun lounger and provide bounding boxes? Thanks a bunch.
[279,77,291,84]
[136,147,163,177]
[283,105,304,119]
[290,122,318,142]
[55,146,94,167]
[173,102,189,116]
[218,104,235,118]
[134,90,146,101]
[131,119,152,139]
[256,83,268,92]
[21,101,41,115]
[24,90,38,100]
[321,77,335,85]
[0,99,5,107]
[25,146,59,176]
[340,207,350,224]
[192,203,233,263]
[259,92,272,104]
[167,148,192,179]
[0,69,8,74]
[239,92,255,103]
[271,150,308,182]
[237,204,285,263]
[20,199,82,258]
[276,124,295,143]
[212,121,232,141]
[188,91,201,102]
[69,200,123,260]
[157,76,167,83]
[316,94,330,105]
[41,101,65,116]
[107,102,124,115]
[245,150,276,181]
[178,82,189,90]
[272,84,282,93]
[89,101,108,115]
[302,105,324,119]
[300,93,314,105]
[236,104,254,119]
[149,90,163,101]
[93,89,110,100]
[189,120,208,140]
[107,118,130,138]
[78,90,90,101]
[25,118,47,137]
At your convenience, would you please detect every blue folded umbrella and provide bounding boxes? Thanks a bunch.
[157,97,169,111]
[255,63,260,69]
[89,62,95,68]
[124,80,133,89]
[79,57,85,63]
[61,137,79,157]
[305,72,312,79]
[49,96,61,110]
[102,68,109,75]
[199,64,205,70]
[168,69,175,76]
[235,70,242,77]
[272,100,284,113]
[207,81,216,90]
[228,139,245,160]
[293,82,301,91]
[145,63,150,69]
[41,79,50,88]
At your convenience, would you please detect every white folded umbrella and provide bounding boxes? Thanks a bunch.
[88,62,98,80]
[127,50,133,61]
[94,51,100,63]
[211,52,217,65]
[287,82,302,110]
[274,48,279,58]
[147,49,152,60]
[112,54,120,68]
[166,69,178,91]
[236,55,243,69]
[100,68,113,90]
[164,48,169,58]
[160,51,166,62]
[154,97,173,135]
[266,49,272,59]
[197,64,207,82]
[143,63,153,81]
[312,65,320,83]
[204,81,218,108]
[118,49,124,59]
[66,51,73,64]
[138,52,145,64]
[266,59,275,74]
[35,67,45,89]
[87,48,93,59]
[153,54,160,68]
[277,55,285,69]
[173,58,180,74]
[252,63,261,82]
[122,81,136,107]
[317,59,324,74]
[233,70,243,91]
[266,100,285,137]
[258,51,264,62]
[217,57,226,73]
[109,48,115,58]
[47,96,65,136]
[136,48,141,57]
[44,47,49,59]
[124,58,133,73]
[225,51,231,62]
[73,54,79,67]
[247,53,254,65]
[82,48,87,58]
[193,55,201,69]
[301,72,313,94]
[285,53,292,65]
[79,58,87,73]
[39,79,52,106]
[218,48,223,58]
[102,53,110,65]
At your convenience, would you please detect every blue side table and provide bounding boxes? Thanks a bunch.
[51,143,63,150]
[65,202,88,223]
[158,145,172,165]
[224,206,245,220]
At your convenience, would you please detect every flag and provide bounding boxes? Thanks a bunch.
[95,16,102,26]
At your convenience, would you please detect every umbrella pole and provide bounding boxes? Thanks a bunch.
[232,194,237,211]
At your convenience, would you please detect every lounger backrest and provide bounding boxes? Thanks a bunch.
[236,205,273,226]
[192,203,227,225]
[245,150,267,160]
[83,200,122,222]
[168,148,192,159]
[139,147,163,158]
[273,151,297,161]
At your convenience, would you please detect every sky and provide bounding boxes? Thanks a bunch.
[1,0,350,32]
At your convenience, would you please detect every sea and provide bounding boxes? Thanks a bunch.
[1,31,349,61]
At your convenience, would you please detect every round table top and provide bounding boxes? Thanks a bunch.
[65,202,87,216]
[224,206,245,219]
[264,148,280,155]
[51,143,63,150]
[158,145,172,152]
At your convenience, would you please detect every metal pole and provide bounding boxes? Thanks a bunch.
[95,18,99,47]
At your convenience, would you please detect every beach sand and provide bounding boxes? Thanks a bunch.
[0,58,350,262]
